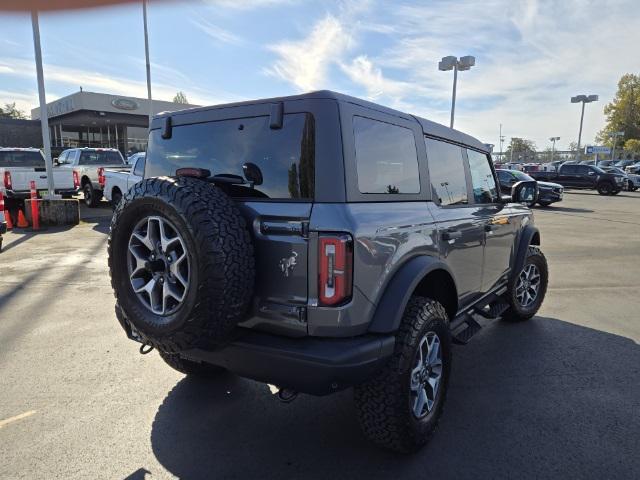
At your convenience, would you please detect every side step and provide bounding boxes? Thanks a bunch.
[450,315,482,345]
[474,301,510,319]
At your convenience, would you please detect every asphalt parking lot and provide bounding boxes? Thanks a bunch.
[1,192,639,479]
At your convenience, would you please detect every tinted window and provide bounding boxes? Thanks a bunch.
[562,165,577,174]
[425,138,468,205]
[79,150,124,166]
[497,170,513,184]
[353,116,419,194]
[146,113,314,200]
[466,150,498,204]
[512,170,534,181]
[0,150,45,168]
[133,155,145,177]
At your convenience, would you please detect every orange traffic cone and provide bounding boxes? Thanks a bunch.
[4,209,12,230]
[16,208,29,228]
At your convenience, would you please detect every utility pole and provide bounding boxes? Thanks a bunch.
[31,10,58,199]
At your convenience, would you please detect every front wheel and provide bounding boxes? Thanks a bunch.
[538,201,552,207]
[502,246,548,322]
[597,182,613,195]
[354,297,451,453]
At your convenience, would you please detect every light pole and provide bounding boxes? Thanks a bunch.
[571,94,598,161]
[549,136,560,163]
[609,131,624,161]
[142,0,153,127]
[499,123,505,161]
[439,55,475,128]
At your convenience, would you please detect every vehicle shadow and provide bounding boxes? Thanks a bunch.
[150,317,639,480]
[1,225,75,253]
[536,205,594,213]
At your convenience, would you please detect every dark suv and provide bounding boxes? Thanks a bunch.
[108,91,548,453]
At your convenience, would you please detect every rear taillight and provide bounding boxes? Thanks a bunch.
[318,234,353,306]
[4,171,12,190]
[98,168,105,187]
[73,170,80,189]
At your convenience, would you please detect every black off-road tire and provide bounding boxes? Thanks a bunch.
[538,201,552,207]
[84,183,102,207]
[108,176,255,353]
[502,246,548,322]
[158,350,226,377]
[354,297,452,453]
[597,181,614,195]
[111,188,123,210]
[611,189,620,195]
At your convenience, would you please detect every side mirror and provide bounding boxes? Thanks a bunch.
[242,162,263,186]
[511,180,538,205]
[53,157,59,166]
[587,170,595,176]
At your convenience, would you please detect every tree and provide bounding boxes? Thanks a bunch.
[504,138,536,162]
[624,138,640,155]
[173,91,189,104]
[596,73,640,146]
[0,102,27,119]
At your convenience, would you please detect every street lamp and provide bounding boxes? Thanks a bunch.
[609,131,624,161]
[549,136,560,163]
[571,94,598,161]
[439,55,475,128]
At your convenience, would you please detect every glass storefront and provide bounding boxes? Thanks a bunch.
[50,122,148,155]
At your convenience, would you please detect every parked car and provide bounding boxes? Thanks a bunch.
[57,147,127,207]
[624,161,640,175]
[614,159,636,170]
[107,91,548,453]
[530,163,625,195]
[496,169,563,206]
[127,151,146,166]
[596,160,616,168]
[0,147,78,200]
[103,153,144,206]
[601,166,638,191]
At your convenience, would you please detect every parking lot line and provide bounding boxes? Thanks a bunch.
[0,410,37,429]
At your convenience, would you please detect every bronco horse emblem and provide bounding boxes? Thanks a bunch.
[279,251,298,277]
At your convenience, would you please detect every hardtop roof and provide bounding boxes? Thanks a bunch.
[152,90,489,153]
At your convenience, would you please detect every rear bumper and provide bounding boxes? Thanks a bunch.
[182,331,395,395]
[4,188,79,199]
[124,323,395,396]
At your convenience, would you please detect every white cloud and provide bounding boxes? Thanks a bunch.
[265,14,353,91]
[190,18,244,46]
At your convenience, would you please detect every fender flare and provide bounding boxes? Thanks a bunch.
[368,256,456,334]
[513,225,540,277]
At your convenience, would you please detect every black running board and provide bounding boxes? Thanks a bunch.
[449,287,509,345]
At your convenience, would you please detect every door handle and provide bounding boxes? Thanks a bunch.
[484,224,495,232]
[442,229,462,241]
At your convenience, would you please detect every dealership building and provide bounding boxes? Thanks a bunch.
[30,90,199,155]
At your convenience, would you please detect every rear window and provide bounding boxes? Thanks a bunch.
[353,116,420,194]
[79,150,124,166]
[146,113,315,200]
[0,150,45,168]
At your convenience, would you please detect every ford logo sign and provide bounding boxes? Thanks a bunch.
[111,98,139,111]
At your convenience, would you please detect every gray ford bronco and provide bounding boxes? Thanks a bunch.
[108,91,548,453]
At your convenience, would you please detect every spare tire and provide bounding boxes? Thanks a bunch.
[108,176,255,352]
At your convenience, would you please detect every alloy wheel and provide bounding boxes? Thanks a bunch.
[410,331,443,419]
[127,215,190,316]
[515,263,541,308]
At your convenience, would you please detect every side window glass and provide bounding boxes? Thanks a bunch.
[133,156,145,177]
[562,165,575,174]
[58,151,67,163]
[424,138,468,206]
[353,116,420,194]
[467,149,498,204]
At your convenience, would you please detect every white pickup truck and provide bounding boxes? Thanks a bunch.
[103,152,145,206]
[0,147,78,200]
[57,147,127,207]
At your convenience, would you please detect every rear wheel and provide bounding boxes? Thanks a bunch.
[158,350,226,377]
[84,183,101,207]
[502,246,548,322]
[611,189,620,195]
[354,297,451,453]
[538,201,552,207]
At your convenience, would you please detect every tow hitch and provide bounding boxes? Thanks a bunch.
[268,384,298,403]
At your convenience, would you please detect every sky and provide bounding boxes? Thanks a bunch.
[0,0,638,151]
